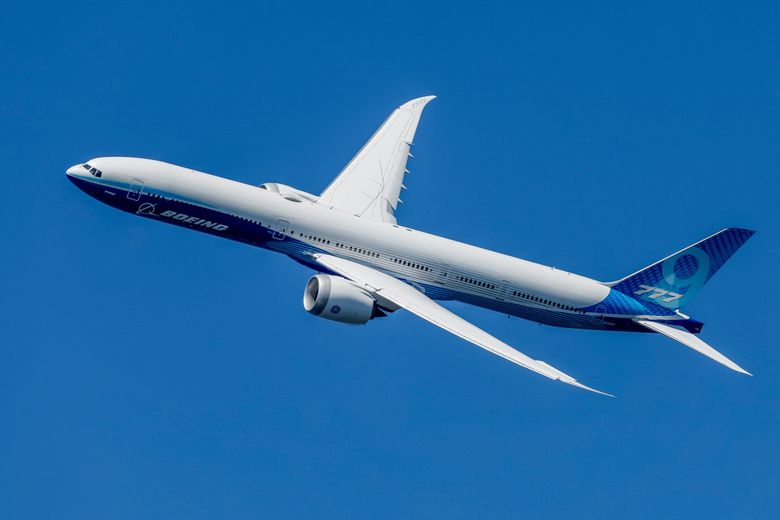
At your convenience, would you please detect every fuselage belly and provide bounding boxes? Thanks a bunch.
[67,158,688,334]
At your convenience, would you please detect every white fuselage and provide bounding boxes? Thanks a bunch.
[67,157,657,330]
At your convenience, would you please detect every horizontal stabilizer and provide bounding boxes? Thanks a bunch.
[633,319,751,375]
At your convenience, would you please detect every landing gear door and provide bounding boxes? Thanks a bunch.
[128,179,144,201]
[272,219,289,240]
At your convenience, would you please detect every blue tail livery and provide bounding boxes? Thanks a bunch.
[607,228,756,310]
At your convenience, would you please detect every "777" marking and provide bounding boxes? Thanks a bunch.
[634,285,683,303]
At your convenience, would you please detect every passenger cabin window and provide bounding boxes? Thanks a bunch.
[510,288,585,314]
[455,275,496,290]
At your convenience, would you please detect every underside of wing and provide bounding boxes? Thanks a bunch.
[312,253,611,396]
[318,96,435,224]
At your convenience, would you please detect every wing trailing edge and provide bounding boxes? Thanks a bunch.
[312,253,612,396]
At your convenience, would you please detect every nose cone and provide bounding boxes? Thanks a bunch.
[66,164,82,177]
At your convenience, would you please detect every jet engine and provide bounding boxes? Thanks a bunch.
[259,183,318,203]
[303,274,383,325]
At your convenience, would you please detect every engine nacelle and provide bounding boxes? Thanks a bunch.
[259,182,318,203]
[303,274,378,325]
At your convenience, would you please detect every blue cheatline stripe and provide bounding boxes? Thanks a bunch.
[70,175,694,332]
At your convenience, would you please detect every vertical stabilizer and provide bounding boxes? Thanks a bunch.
[608,228,755,309]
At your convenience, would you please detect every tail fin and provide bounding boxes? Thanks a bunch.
[607,228,755,310]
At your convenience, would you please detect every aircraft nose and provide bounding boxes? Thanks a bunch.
[66,164,82,177]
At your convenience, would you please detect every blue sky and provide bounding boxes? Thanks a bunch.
[2,1,779,518]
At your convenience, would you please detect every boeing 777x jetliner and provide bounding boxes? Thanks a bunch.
[67,96,755,395]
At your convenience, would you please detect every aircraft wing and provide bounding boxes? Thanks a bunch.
[633,319,751,375]
[312,253,611,396]
[318,96,435,224]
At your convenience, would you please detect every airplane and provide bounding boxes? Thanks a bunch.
[66,96,755,396]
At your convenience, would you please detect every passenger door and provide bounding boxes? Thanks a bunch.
[271,219,289,240]
[436,263,451,285]
[496,280,511,301]
[128,178,144,201]
[592,304,607,324]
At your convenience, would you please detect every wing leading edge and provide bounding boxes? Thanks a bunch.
[319,96,436,224]
[312,253,612,396]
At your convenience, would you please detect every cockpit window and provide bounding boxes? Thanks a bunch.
[81,163,103,178]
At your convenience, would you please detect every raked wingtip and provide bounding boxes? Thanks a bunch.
[399,95,437,110]
[534,359,614,397]
[566,379,615,398]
